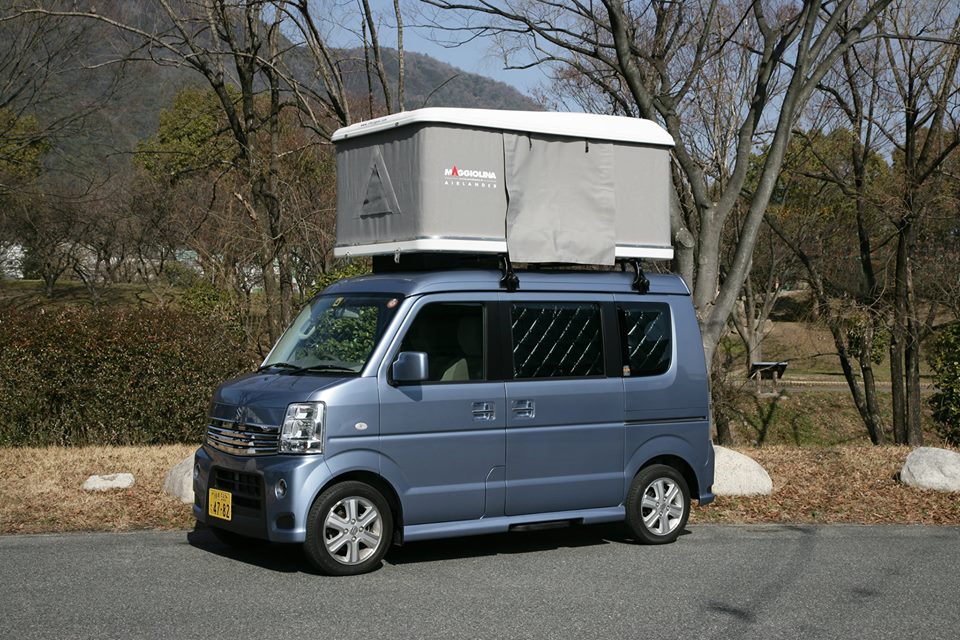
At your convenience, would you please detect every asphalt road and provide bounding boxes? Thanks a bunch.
[1,524,958,640]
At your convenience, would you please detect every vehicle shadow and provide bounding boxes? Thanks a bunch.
[186,522,692,574]
[186,525,310,574]
[385,523,678,566]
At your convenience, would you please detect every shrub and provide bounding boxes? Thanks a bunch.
[928,322,960,446]
[0,307,252,446]
[308,259,372,298]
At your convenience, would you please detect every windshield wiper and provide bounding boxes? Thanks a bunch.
[257,362,300,373]
[292,364,357,374]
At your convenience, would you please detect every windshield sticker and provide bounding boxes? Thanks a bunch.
[387,298,399,309]
[333,297,344,307]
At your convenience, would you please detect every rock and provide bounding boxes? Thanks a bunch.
[713,446,773,496]
[163,454,195,504]
[900,447,960,492]
[82,473,135,491]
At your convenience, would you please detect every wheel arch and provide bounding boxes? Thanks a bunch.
[315,470,405,544]
[625,434,707,502]
[637,455,697,501]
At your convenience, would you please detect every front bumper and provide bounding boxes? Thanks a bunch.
[193,445,333,543]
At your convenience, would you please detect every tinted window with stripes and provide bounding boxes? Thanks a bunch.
[510,302,604,379]
[620,303,671,376]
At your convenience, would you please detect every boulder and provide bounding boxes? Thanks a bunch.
[900,447,960,492]
[82,473,135,491]
[163,454,195,504]
[713,446,773,496]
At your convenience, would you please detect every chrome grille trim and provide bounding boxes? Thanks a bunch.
[205,418,280,456]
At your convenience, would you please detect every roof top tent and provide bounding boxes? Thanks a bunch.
[332,108,675,267]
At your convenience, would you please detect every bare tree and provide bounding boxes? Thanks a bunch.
[772,47,895,446]
[422,0,893,442]
[18,0,407,341]
[728,215,797,370]
[876,1,960,445]
[280,0,406,132]
[0,4,119,204]
[766,0,960,445]
[9,190,87,296]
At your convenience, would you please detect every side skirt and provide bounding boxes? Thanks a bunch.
[402,506,625,543]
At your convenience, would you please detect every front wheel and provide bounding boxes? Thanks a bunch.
[304,481,394,576]
[625,464,690,544]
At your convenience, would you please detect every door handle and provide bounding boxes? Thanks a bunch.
[472,401,496,421]
[512,399,536,419]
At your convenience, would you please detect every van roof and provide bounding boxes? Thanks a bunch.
[322,270,690,297]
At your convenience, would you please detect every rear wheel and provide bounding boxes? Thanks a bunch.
[304,481,393,576]
[625,464,690,544]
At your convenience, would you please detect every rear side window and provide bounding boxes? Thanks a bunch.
[619,303,672,376]
[511,302,604,379]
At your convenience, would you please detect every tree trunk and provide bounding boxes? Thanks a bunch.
[906,316,924,445]
[43,272,56,298]
[714,410,733,446]
[890,225,908,444]
[825,305,880,445]
[264,185,293,330]
[890,215,924,445]
[259,248,281,343]
[746,332,762,371]
[859,319,886,444]
[890,326,907,444]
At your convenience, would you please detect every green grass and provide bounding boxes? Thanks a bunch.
[0,279,183,311]
[728,388,941,447]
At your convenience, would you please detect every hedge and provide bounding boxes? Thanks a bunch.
[0,307,252,446]
[929,321,960,446]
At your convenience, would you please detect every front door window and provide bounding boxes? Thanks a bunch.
[398,303,486,382]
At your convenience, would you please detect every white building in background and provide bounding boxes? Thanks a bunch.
[0,243,24,279]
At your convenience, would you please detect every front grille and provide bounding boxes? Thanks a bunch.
[212,468,263,512]
[206,418,280,456]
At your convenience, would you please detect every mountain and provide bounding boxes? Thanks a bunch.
[32,23,538,175]
[335,48,539,112]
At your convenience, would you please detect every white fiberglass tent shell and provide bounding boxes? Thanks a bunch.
[332,108,675,265]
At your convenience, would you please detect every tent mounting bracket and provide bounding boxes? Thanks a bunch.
[499,255,520,292]
[629,259,650,294]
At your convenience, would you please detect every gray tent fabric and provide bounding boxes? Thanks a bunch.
[333,115,674,263]
[359,147,401,218]
[504,134,616,265]
[336,125,507,248]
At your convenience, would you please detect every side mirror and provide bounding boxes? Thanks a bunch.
[392,351,429,384]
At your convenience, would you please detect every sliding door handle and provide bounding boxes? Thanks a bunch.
[472,401,496,421]
[511,399,536,419]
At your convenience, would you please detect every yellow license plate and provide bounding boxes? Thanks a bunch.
[208,488,232,521]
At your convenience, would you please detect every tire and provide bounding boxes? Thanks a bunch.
[625,464,690,544]
[304,481,394,576]
[208,525,266,548]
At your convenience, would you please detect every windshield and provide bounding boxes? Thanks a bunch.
[262,293,403,375]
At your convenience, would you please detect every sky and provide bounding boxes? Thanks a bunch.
[354,0,545,94]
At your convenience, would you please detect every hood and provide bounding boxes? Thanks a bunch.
[211,372,353,427]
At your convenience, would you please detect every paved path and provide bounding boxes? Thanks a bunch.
[1,524,958,639]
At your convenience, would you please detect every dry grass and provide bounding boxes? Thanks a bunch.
[691,445,960,525]
[1,444,958,534]
[0,445,197,534]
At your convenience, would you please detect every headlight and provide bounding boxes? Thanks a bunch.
[279,402,324,454]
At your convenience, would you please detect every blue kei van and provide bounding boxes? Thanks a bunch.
[193,267,715,575]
